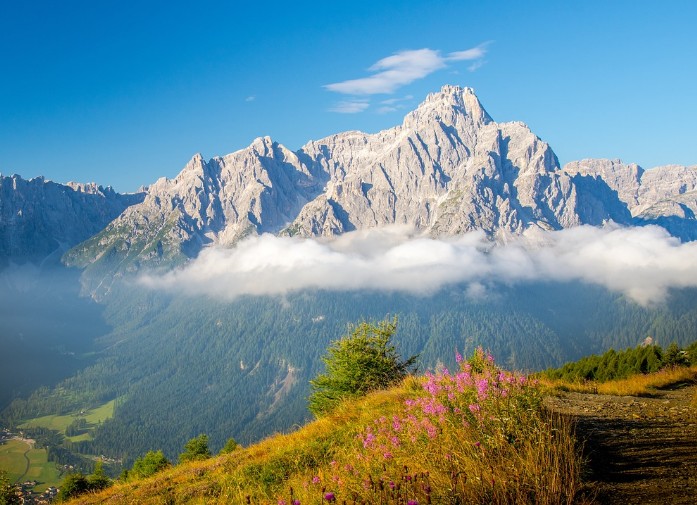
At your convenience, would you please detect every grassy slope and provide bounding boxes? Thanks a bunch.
[20,399,115,442]
[541,365,697,397]
[0,439,29,480]
[68,356,584,505]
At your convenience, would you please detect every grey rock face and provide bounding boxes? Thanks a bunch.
[0,175,143,266]
[563,159,697,240]
[289,86,629,239]
[62,138,325,295]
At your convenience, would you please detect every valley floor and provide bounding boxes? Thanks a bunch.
[546,383,697,504]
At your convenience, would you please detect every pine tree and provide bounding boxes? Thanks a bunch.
[308,318,417,417]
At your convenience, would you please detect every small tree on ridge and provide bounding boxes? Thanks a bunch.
[308,317,417,417]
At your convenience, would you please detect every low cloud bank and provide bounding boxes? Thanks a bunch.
[139,225,697,306]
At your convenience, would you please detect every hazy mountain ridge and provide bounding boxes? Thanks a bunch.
[0,175,144,266]
[563,159,697,240]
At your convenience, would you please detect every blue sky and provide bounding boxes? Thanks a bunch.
[1,0,695,193]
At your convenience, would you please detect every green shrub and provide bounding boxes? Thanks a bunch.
[129,450,170,480]
[179,434,211,463]
[308,317,417,417]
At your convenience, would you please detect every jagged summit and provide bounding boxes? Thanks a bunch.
[403,85,492,129]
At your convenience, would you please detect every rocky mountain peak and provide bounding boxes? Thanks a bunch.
[403,85,492,130]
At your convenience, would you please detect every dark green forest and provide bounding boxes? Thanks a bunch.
[540,340,697,382]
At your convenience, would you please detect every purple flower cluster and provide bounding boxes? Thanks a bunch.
[357,348,534,460]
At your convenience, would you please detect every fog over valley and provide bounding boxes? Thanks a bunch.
[141,224,697,306]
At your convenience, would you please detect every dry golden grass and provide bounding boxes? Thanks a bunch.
[69,358,586,505]
[540,366,697,397]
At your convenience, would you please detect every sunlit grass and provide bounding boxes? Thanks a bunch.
[20,399,116,442]
[68,350,585,504]
[540,365,697,397]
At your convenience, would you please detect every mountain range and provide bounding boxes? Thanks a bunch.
[2,85,696,282]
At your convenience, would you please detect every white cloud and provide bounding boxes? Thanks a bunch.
[446,45,488,61]
[376,95,414,114]
[325,44,489,97]
[140,224,697,306]
[329,99,370,114]
[245,95,256,102]
[380,95,413,105]
[467,60,486,72]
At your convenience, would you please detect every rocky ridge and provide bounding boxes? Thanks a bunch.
[0,175,144,266]
[563,159,697,240]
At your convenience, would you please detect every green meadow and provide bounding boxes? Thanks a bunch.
[0,438,62,491]
[20,399,115,441]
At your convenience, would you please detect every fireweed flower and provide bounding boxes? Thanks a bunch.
[324,492,335,502]
[476,378,489,398]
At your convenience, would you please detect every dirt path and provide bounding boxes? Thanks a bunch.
[545,383,697,504]
[16,447,30,483]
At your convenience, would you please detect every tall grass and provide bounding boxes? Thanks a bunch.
[70,350,584,504]
[541,365,697,397]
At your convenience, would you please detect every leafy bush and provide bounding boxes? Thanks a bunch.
[179,434,211,463]
[128,450,170,480]
[57,461,112,501]
[0,470,20,505]
[308,318,417,416]
[219,438,239,455]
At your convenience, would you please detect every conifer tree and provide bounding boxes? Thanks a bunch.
[308,317,417,416]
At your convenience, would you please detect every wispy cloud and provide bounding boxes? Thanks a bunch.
[467,60,486,72]
[325,49,446,95]
[446,44,489,62]
[245,95,256,102]
[325,44,489,97]
[377,95,414,114]
[140,224,697,306]
[329,99,370,114]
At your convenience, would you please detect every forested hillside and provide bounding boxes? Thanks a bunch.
[540,340,697,382]
[3,278,697,472]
